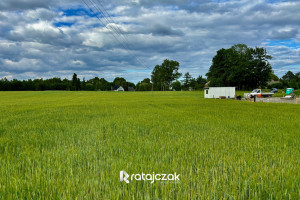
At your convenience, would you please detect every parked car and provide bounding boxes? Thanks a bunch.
[270,88,278,93]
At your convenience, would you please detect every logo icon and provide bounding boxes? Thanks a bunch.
[120,170,129,183]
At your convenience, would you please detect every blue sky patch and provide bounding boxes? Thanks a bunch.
[53,22,75,27]
[61,7,97,17]
[283,64,300,70]
[125,69,151,73]
[267,39,300,49]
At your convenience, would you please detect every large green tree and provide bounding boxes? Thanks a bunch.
[151,59,182,91]
[206,44,272,90]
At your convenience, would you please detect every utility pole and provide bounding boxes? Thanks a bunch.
[151,82,154,96]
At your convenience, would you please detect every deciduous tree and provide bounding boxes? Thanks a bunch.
[206,44,272,90]
[151,59,182,91]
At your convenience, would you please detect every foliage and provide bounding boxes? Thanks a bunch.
[267,82,283,89]
[294,89,300,96]
[113,77,127,87]
[0,77,74,91]
[72,73,81,91]
[181,73,207,91]
[0,71,205,92]
[280,71,300,89]
[195,75,207,90]
[136,78,152,91]
[112,77,135,91]
[282,71,296,82]
[270,72,279,81]
[206,44,273,90]
[0,76,131,91]
[182,72,192,90]
[0,91,299,199]
[151,59,182,91]
[171,81,181,91]
[85,77,112,91]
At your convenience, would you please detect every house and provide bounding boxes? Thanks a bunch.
[112,86,125,91]
[115,86,124,91]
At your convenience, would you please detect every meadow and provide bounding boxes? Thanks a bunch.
[0,91,299,199]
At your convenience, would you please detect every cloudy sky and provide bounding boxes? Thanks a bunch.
[0,0,300,83]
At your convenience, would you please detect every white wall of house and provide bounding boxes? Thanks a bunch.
[115,86,124,91]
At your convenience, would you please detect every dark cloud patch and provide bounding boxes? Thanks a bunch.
[0,0,52,10]
[268,29,298,40]
[148,24,184,36]
[0,42,23,62]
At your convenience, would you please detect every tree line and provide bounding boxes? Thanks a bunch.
[0,74,135,91]
[0,70,206,91]
[269,71,300,90]
[1,44,299,91]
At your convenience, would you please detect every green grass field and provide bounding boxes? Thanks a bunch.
[0,91,299,199]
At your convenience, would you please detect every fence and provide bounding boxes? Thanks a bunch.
[254,97,300,104]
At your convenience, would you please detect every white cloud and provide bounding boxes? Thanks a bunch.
[24,8,57,21]
[0,0,299,82]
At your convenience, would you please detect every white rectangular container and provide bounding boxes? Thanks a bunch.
[204,87,236,99]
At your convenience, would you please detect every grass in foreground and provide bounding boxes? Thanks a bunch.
[0,91,299,199]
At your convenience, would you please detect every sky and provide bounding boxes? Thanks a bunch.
[0,0,300,83]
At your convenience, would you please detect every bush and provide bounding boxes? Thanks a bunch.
[268,82,283,89]
[294,90,300,96]
[288,80,299,90]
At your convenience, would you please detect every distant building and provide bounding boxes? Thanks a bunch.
[204,81,210,87]
[128,87,135,91]
[268,80,280,85]
[112,86,125,91]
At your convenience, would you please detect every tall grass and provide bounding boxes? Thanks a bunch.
[0,91,299,199]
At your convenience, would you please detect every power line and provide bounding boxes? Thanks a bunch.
[81,0,150,70]
[92,1,150,70]
[82,0,127,50]
[89,0,128,45]
[94,0,137,53]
